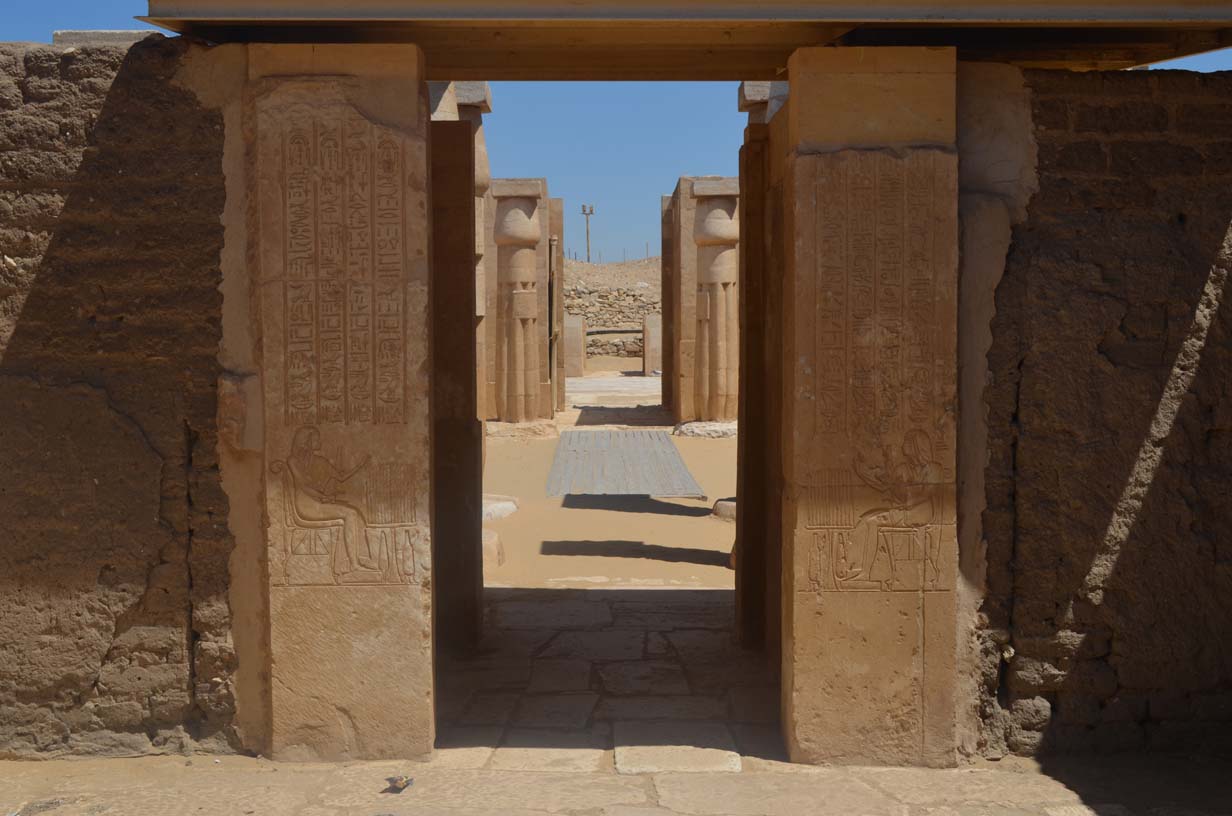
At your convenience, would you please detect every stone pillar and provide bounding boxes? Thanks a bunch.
[643,313,662,376]
[454,82,493,424]
[692,181,740,421]
[564,313,586,377]
[492,179,545,423]
[550,198,566,412]
[249,45,433,760]
[664,178,740,423]
[429,119,482,651]
[780,46,958,767]
[660,195,676,412]
[736,117,770,649]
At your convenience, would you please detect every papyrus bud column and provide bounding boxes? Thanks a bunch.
[249,44,433,761]
[780,47,959,767]
[693,189,740,421]
[493,181,544,422]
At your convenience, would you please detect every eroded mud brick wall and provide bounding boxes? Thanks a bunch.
[0,38,233,757]
[980,69,1232,756]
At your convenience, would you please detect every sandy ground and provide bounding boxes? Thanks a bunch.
[484,434,735,589]
[484,367,735,590]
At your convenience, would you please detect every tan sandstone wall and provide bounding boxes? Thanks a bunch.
[979,69,1232,757]
[0,37,235,757]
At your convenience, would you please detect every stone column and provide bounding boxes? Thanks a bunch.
[249,44,433,760]
[660,196,676,412]
[736,116,771,649]
[780,46,958,767]
[550,198,566,412]
[429,119,482,651]
[454,82,493,424]
[693,181,740,421]
[492,180,545,423]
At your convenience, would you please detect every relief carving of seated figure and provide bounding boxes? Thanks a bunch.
[286,426,377,574]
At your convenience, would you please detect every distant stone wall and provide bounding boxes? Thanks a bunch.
[564,282,659,357]
[586,331,644,358]
[979,69,1232,757]
[0,37,235,757]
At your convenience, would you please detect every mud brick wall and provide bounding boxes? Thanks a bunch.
[980,69,1232,756]
[0,37,234,757]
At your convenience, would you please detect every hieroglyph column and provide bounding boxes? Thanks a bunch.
[493,181,544,422]
[250,45,433,761]
[693,187,740,421]
[781,46,958,768]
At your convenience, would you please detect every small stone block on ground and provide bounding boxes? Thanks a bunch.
[613,721,742,774]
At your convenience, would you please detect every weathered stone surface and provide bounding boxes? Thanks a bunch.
[491,727,608,772]
[250,44,433,760]
[541,631,646,661]
[599,661,690,696]
[528,659,594,693]
[493,599,614,630]
[513,693,599,728]
[613,722,741,774]
[0,37,234,758]
[978,68,1232,757]
[781,47,958,767]
[663,177,740,422]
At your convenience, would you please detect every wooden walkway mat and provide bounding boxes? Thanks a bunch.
[545,430,706,499]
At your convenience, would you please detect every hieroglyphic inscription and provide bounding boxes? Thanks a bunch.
[278,105,407,426]
[801,150,957,594]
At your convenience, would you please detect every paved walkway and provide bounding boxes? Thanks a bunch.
[436,588,775,775]
[5,752,1231,815]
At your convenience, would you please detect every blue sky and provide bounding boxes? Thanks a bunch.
[7,3,1231,261]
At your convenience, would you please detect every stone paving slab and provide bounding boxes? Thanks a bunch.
[4,756,1232,816]
[614,722,742,774]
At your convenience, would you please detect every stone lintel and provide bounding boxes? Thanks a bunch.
[454,80,493,112]
[691,178,740,198]
[492,178,547,199]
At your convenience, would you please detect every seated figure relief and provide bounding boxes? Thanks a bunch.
[271,426,420,586]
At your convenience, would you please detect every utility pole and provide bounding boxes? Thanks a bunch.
[581,204,595,263]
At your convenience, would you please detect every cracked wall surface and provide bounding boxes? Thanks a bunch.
[979,69,1232,756]
[0,37,235,757]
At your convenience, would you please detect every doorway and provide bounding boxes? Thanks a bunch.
[430,81,778,772]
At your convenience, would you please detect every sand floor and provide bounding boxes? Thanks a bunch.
[483,367,736,590]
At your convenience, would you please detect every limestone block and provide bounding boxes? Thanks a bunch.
[788,47,956,149]
[642,313,662,375]
[249,45,433,761]
[565,312,586,377]
[783,147,958,767]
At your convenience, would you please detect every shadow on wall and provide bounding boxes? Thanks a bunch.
[981,70,1232,778]
[541,539,730,567]
[0,37,236,756]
